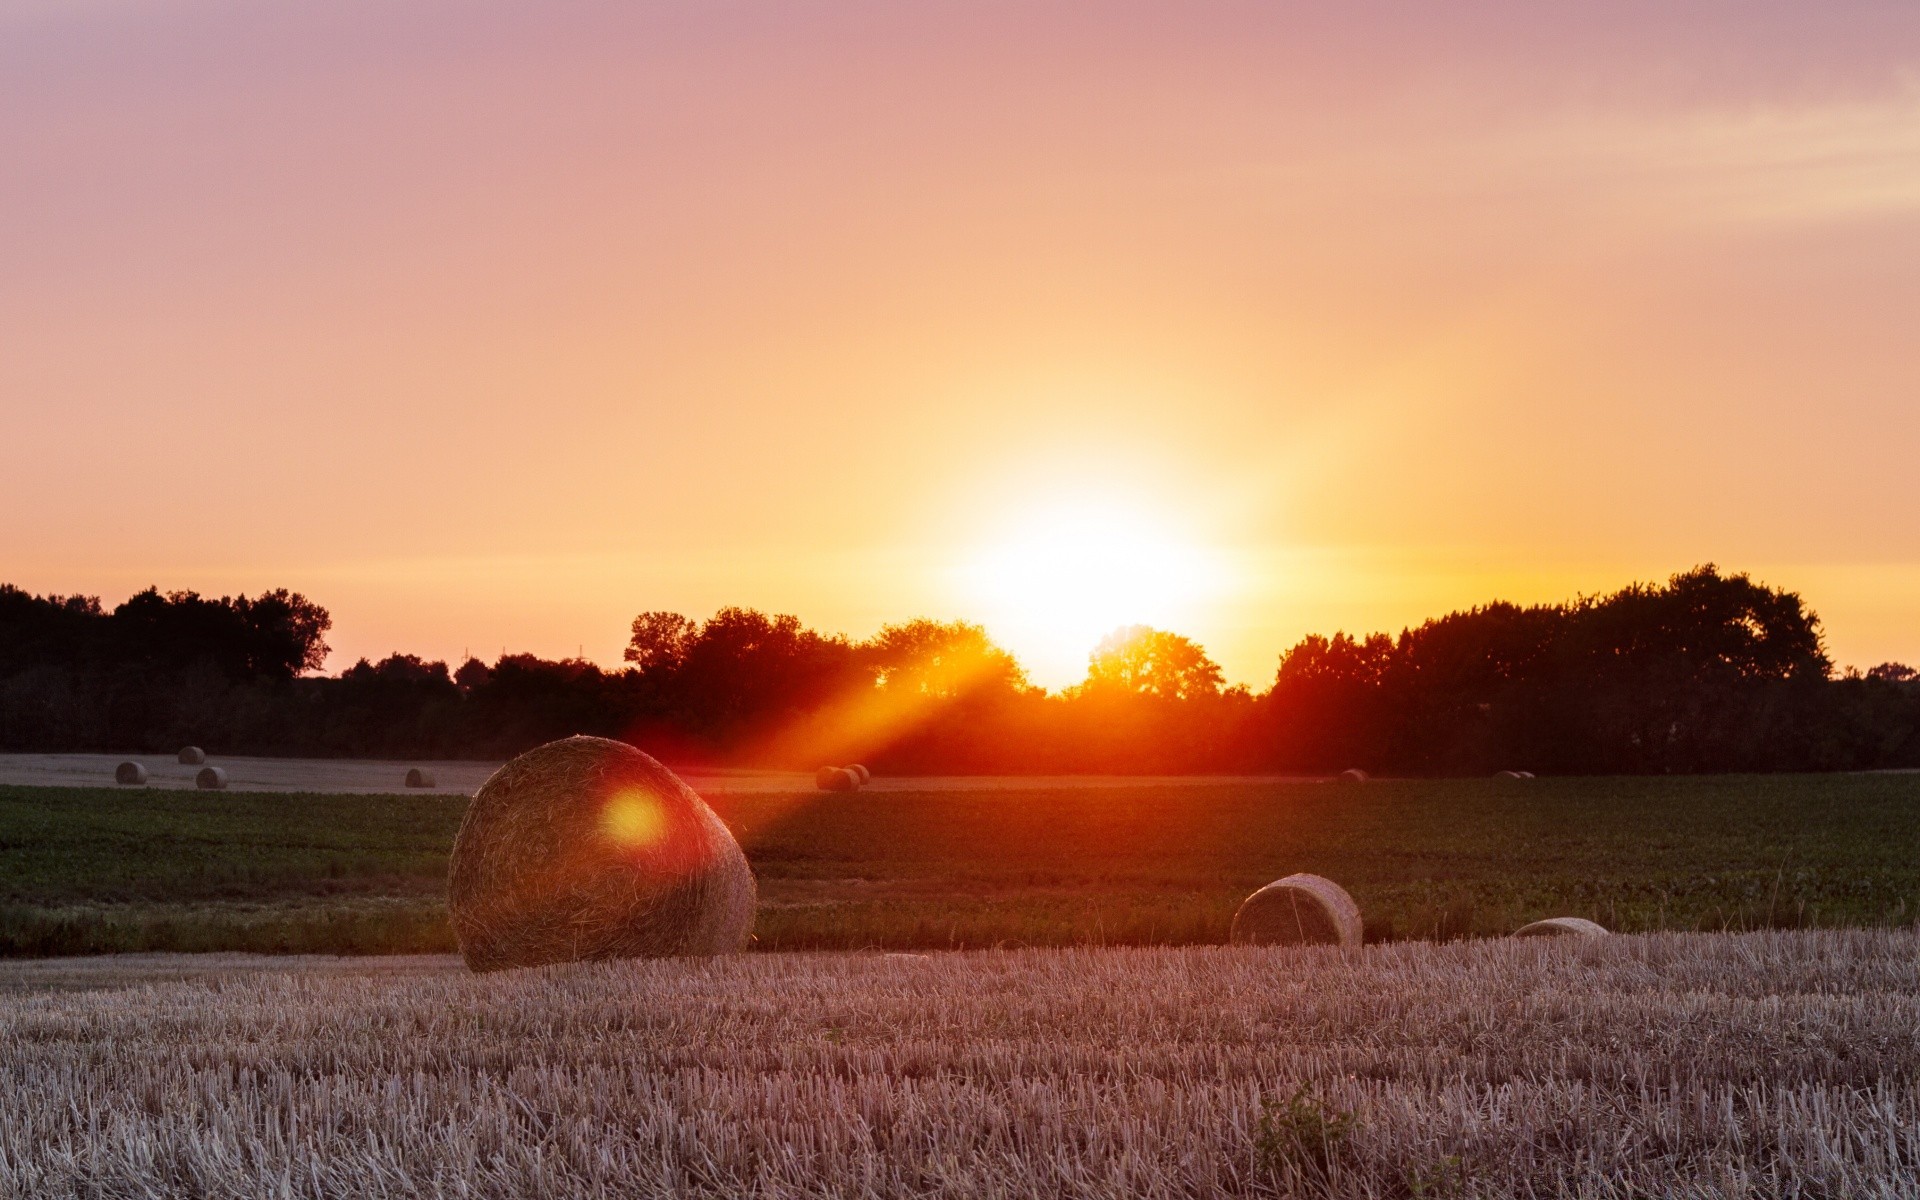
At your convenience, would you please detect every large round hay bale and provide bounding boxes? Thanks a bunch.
[1230,873,1363,947]
[448,735,756,972]
[815,766,857,792]
[1514,916,1608,938]
[114,761,148,786]
[1337,768,1369,783]
[847,763,872,785]
[404,767,435,789]
[195,766,227,790]
[177,746,206,765]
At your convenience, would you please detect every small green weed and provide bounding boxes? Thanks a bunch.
[1406,1154,1467,1198]
[1254,1083,1355,1184]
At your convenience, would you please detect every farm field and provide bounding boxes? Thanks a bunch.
[5,931,1920,1197]
[4,772,1919,956]
[0,752,1299,795]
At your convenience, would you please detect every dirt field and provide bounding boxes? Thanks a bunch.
[5,931,1920,1198]
[0,752,1309,795]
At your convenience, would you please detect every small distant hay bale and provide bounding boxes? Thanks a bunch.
[448,735,756,972]
[848,764,872,785]
[177,746,206,765]
[815,766,858,792]
[1230,873,1364,947]
[1517,771,1536,779]
[1337,768,1369,783]
[114,761,148,786]
[195,766,227,790]
[1494,770,1525,780]
[404,767,435,789]
[1514,916,1608,938]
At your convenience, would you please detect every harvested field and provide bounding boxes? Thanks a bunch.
[4,931,1920,1197]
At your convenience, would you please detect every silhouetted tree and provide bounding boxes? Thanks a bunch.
[1079,626,1224,700]
[868,619,1027,699]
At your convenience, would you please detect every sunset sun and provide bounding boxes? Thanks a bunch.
[960,502,1227,689]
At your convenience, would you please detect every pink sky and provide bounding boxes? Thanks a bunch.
[5,1,1919,687]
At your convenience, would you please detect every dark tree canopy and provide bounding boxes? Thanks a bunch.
[0,566,1914,774]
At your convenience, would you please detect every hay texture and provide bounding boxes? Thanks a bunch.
[815,766,859,792]
[114,762,147,786]
[448,735,756,972]
[405,767,435,789]
[848,764,872,785]
[177,746,206,765]
[1514,917,1609,938]
[1229,873,1363,947]
[1337,768,1369,783]
[195,766,227,790]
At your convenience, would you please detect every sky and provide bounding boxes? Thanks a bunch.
[4,1,1920,688]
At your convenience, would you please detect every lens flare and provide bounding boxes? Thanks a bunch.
[601,788,668,848]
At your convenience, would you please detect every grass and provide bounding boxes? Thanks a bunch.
[5,931,1920,1197]
[3,773,1920,955]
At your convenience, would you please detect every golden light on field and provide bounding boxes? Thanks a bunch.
[960,501,1230,690]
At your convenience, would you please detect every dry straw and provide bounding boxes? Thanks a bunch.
[815,766,859,791]
[194,766,227,790]
[404,767,435,789]
[448,735,756,972]
[848,763,873,785]
[113,761,147,786]
[1230,873,1364,947]
[176,746,205,765]
[1514,917,1609,938]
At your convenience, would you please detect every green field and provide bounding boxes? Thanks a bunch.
[4,773,1919,956]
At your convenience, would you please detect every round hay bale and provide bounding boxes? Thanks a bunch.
[848,763,872,785]
[114,761,148,786]
[1514,916,1608,938]
[1229,873,1363,947]
[448,735,756,972]
[177,746,206,765]
[815,766,857,792]
[404,767,435,789]
[1494,769,1525,780]
[195,766,227,790]
[1337,767,1369,783]
[1517,771,1536,779]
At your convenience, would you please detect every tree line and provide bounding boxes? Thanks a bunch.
[1,566,1916,774]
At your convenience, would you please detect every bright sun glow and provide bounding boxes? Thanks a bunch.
[960,501,1228,691]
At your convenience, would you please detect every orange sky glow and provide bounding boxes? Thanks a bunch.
[4,2,1919,689]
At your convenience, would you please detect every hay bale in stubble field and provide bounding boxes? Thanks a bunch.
[1494,770,1525,780]
[1229,873,1364,947]
[448,735,756,972]
[848,764,872,785]
[177,746,205,765]
[404,767,435,789]
[1514,917,1609,938]
[815,766,858,792]
[195,766,227,790]
[114,761,147,785]
[1337,768,1369,783]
